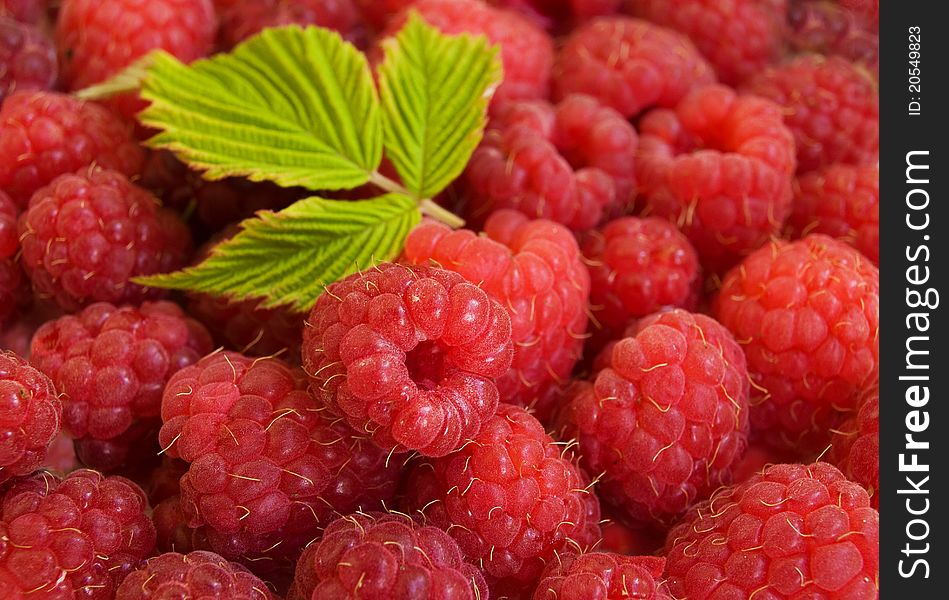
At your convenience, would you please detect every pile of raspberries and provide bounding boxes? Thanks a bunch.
[0,0,879,598]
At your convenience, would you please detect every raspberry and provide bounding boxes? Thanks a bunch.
[55,0,217,119]
[0,469,157,599]
[0,17,57,104]
[663,462,879,599]
[189,293,304,361]
[828,385,878,509]
[303,262,513,457]
[787,1,879,76]
[0,91,145,207]
[553,17,715,119]
[403,210,590,422]
[464,94,638,231]
[153,494,210,554]
[219,0,360,50]
[382,0,554,105]
[159,352,400,578]
[597,508,665,555]
[555,309,750,527]
[788,163,879,265]
[713,235,879,451]
[743,54,879,173]
[116,551,277,600]
[288,512,488,600]
[731,440,800,484]
[838,0,877,29]
[18,167,192,310]
[403,404,601,593]
[0,0,44,24]
[30,301,213,471]
[533,552,671,600]
[582,216,701,334]
[0,350,61,483]
[0,191,26,326]
[637,85,796,272]
[626,0,788,86]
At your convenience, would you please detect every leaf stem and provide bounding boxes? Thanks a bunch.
[420,199,465,229]
[369,171,412,197]
[369,170,465,229]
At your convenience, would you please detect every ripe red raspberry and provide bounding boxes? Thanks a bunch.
[713,235,879,451]
[153,494,211,554]
[0,17,57,104]
[0,191,26,326]
[787,1,879,76]
[189,293,304,361]
[637,85,796,272]
[403,210,590,422]
[219,0,360,50]
[55,0,217,119]
[159,352,400,576]
[553,17,715,119]
[626,0,787,86]
[464,94,638,231]
[0,469,157,599]
[556,309,750,527]
[382,0,554,105]
[582,216,701,334]
[828,385,878,509]
[0,0,42,23]
[30,301,213,471]
[288,512,488,600]
[303,262,513,457]
[116,551,277,600]
[0,91,145,207]
[533,553,671,600]
[402,404,601,594]
[731,440,800,484]
[789,163,879,265]
[664,462,879,599]
[0,350,61,483]
[838,0,877,29]
[743,54,879,173]
[18,167,192,310]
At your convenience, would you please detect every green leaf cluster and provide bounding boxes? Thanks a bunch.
[80,13,502,311]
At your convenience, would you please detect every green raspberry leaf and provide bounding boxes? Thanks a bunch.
[135,194,420,312]
[139,26,383,190]
[378,11,502,199]
[74,51,161,101]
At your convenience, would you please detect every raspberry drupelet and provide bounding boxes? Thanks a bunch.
[381,0,554,106]
[663,462,879,599]
[743,54,879,173]
[553,17,715,119]
[464,94,638,231]
[0,17,57,104]
[626,0,788,86]
[30,301,213,471]
[159,351,400,578]
[403,210,590,422]
[828,385,878,509]
[582,216,702,334]
[0,0,45,24]
[532,552,672,600]
[18,167,192,311]
[713,234,879,451]
[0,91,145,207]
[303,262,514,457]
[636,84,796,272]
[402,403,602,595]
[556,309,750,528]
[115,550,277,600]
[288,512,488,600]
[788,163,879,265]
[0,469,157,599]
[56,0,217,119]
[0,350,61,483]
